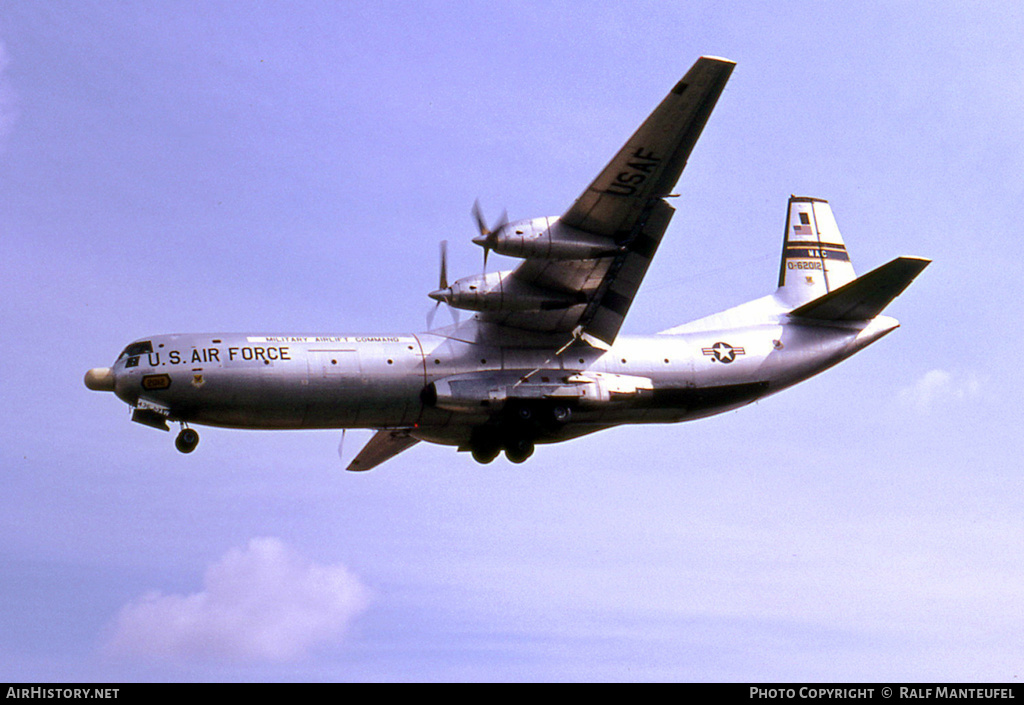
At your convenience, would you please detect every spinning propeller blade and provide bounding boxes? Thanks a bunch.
[427,240,457,329]
[471,200,507,271]
[439,239,448,290]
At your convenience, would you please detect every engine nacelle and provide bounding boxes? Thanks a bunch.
[474,216,620,260]
[430,270,585,313]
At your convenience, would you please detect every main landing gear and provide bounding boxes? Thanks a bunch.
[175,425,199,454]
[468,402,573,465]
[504,437,535,464]
[469,430,533,465]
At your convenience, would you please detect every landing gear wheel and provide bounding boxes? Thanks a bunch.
[515,406,534,422]
[175,427,199,454]
[471,445,501,464]
[469,428,502,465]
[551,405,572,424]
[505,437,535,464]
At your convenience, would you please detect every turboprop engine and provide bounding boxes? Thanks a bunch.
[429,270,586,312]
[473,215,620,261]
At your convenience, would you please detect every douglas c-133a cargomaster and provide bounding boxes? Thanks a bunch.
[85,56,929,470]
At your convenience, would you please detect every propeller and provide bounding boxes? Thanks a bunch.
[438,238,449,290]
[471,200,507,271]
[427,240,460,329]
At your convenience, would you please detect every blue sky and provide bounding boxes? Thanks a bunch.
[1,1,1022,682]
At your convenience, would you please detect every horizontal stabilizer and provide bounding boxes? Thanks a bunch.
[347,429,419,471]
[790,256,930,321]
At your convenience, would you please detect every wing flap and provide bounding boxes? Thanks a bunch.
[578,199,675,343]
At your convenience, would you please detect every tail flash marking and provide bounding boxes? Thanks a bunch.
[776,196,857,307]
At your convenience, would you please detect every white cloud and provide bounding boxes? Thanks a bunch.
[103,538,370,663]
[898,369,983,413]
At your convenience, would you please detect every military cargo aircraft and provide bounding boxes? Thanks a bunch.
[85,56,929,470]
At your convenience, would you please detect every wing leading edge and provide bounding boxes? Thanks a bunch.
[479,57,735,345]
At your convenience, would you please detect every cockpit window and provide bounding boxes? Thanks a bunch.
[119,341,153,359]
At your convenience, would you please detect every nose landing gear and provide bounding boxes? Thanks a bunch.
[175,426,200,454]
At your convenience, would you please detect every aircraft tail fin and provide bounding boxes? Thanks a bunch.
[790,256,931,321]
[775,196,857,307]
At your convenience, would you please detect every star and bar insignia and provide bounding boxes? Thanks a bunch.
[702,341,746,364]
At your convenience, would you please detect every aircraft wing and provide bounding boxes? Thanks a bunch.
[561,56,735,238]
[346,429,419,472]
[480,56,735,345]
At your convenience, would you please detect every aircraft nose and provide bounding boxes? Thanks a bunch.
[84,367,115,392]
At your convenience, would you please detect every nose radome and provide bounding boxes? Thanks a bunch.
[84,367,115,392]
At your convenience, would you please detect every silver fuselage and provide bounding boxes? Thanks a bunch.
[107,314,897,448]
